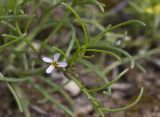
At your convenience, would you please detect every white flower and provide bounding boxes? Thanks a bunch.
[42,53,67,74]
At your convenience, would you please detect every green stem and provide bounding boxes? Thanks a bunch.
[66,72,105,116]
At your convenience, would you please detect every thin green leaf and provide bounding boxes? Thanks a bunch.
[0,14,35,20]
[90,44,135,69]
[88,69,129,92]
[1,20,16,31]
[86,49,121,62]
[7,83,23,112]
[136,63,146,73]
[12,84,30,117]
[78,59,111,94]
[102,87,144,112]
[91,20,145,45]
[0,73,31,82]
[0,33,26,51]
[62,2,89,46]
[66,30,75,57]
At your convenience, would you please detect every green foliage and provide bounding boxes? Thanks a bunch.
[1,0,159,116]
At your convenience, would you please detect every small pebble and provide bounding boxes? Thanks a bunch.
[64,79,80,96]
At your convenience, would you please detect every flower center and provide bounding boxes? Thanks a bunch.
[52,61,58,67]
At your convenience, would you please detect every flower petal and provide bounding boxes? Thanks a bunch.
[53,53,60,62]
[46,65,55,74]
[58,62,67,68]
[42,56,52,63]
